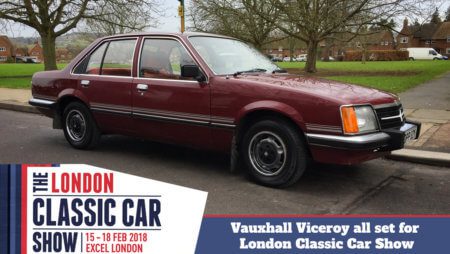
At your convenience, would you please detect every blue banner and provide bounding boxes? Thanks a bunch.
[196,216,450,254]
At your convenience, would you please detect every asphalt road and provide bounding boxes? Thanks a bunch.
[1,109,449,214]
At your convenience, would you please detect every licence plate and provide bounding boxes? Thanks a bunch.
[404,126,418,143]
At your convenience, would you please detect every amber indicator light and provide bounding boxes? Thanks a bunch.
[341,107,359,133]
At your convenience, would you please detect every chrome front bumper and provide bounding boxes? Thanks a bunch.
[306,121,421,150]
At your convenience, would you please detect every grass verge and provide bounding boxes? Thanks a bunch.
[278,61,450,93]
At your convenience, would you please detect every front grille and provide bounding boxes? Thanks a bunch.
[375,103,405,129]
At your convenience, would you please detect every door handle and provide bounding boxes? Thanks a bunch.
[137,84,148,92]
[81,80,90,87]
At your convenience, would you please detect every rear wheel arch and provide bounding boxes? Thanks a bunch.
[54,95,91,129]
[62,101,101,149]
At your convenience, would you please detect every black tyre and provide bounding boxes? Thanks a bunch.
[62,101,101,149]
[241,118,308,187]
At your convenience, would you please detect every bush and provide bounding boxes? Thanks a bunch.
[344,50,408,61]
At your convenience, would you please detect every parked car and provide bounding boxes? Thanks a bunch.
[271,56,283,62]
[406,48,445,60]
[321,56,335,61]
[29,32,421,187]
[283,56,297,62]
[16,57,39,63]
[297,54,307,62]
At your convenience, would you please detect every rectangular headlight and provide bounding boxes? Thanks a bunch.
[341,105,378,134]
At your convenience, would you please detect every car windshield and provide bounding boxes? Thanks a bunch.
[188,36,282,75]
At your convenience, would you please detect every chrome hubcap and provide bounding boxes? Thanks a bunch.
[66,110,86,142]
[248,131,287,176]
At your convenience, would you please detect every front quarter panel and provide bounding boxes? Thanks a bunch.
[209,76,343,151]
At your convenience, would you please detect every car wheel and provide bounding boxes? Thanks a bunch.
[409,57,414,61]
[63,101,101,149]
[241,118,308,187]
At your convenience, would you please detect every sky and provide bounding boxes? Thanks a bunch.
[2,0,450,38]
[3,0,190,37]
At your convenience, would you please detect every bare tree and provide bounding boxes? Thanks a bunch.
[0,20,7,33]
[0,0,161,70]
[189,0,282,50]
[84,0,161,36]
[446,6,450,22]
[259,0,437,73]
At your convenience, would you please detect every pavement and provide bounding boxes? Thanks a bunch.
[391,71,450,166]
[0,73,449,167]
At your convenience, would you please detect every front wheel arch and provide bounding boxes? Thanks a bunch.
[239,117,310,187]
[236,110,307,149]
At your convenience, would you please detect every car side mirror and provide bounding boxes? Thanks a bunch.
[181,65,206,82]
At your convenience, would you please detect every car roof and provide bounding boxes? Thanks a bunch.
[101,31,235,40]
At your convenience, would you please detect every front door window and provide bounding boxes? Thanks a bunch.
[139,39,197,80]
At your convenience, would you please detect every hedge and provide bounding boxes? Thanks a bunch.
[344,50,408,61]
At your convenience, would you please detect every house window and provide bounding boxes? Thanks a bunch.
[447,48,450,54]
[447,36,450,43]
[0,56,7,61]
[0,47,6,52]
[400,37,408,43]
[431,41,436,44]
[380,41,385,46]
[425,40,430,44]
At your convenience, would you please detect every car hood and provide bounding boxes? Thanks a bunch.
[234,74,397,105]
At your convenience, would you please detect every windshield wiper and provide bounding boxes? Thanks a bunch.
[272,69,287,74]
[233,68,267,77]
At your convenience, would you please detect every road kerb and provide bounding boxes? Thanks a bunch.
[387,149,450,167]
[0,101,39,114]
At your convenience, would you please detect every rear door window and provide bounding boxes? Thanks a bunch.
[76,39,136,76]
[101,39,136,76]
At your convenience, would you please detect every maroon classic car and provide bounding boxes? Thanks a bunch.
[30,32,420,187]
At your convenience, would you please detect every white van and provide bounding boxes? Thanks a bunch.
[406,48,444,60]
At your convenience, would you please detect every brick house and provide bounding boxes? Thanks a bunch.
[0,35,15,63]
[15,47,27,57]
[366,30,396,50]
[28,41,44,62]
[344,30,395,51]
[263,37,307,59]
[320,29,395,59]
[432,22,450,56]
[397,18,450,56]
